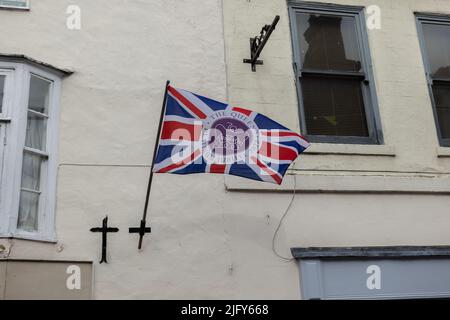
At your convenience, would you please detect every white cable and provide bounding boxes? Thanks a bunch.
[272,173,297,262]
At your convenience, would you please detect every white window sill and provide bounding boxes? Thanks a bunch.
[0,6,29,11]
[0,232,56,243]
[437,147,450,158]
[304,143,396,157]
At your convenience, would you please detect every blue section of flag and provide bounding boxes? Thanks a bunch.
[229,164,263,182]
[165,95,196,118]
[171,162,207,175]
[154,145,176,165]
[192,93,228,111]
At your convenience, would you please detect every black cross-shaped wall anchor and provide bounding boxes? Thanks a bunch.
[90,216,119,264]
[129,220,151,250]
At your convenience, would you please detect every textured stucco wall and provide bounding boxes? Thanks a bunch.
[0,0,450,300]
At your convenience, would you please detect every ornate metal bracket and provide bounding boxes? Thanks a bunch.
[243,15,280,72]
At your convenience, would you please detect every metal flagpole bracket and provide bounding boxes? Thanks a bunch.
[129,220,151,250]
[243,15,280,72]
[129,80,170,250]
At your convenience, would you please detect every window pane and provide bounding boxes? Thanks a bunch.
[0,75,5,113]
[25,111,47,151]
[297,13,362,72]
[21,152,42,191]
[301,76,369,136]
[17,190,39,232]
[432,82,450,139]
[422,23,450,79]
[28,75,51,114]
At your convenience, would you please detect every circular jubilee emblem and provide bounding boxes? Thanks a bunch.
[202,110,259,164]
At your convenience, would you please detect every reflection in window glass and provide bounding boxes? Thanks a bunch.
[293,10,375,140]
[432,83,450,139]
[297,13,362,72]
[28,75,51,114]
[423,24,450,78]
[420,21,450,141]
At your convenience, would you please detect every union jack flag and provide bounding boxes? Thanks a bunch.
[153,86,310,184]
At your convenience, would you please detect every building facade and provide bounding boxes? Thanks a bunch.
[0,0,450,299]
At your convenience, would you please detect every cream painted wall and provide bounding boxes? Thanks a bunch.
[222,0,450,298]
[0,0,449,300]
[0,0,237,299]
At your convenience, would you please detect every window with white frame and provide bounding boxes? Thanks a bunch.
[0,0,28,9]
[0,59,63,241]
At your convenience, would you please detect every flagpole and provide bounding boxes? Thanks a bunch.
[132,80,170,250]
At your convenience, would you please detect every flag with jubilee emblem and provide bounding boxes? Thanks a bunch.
[153,86,310,184]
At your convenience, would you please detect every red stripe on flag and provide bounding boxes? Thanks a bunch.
[168,86,207,119]
[157,149,202,173]
[259,142,298,161]
[251,156,283,185]
[210,164,226,174]
[161,121,202,141]
[232,107,253,117]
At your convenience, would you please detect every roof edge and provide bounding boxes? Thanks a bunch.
[0,53,74,77]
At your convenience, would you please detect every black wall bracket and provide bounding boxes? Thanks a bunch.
[243,15,280,72]
[90,216,119,264]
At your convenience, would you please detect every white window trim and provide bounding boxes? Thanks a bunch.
[0,0,29,10]
[0,61,61,242]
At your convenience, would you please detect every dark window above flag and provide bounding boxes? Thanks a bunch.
[418,18,450,145]
[289,4,382,144]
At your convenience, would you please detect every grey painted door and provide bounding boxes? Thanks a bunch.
[299,258,450,300]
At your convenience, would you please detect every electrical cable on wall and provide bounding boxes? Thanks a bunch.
[272,173,297,262]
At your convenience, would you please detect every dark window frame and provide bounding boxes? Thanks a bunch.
[416,13,450,147]
[288,1,383,144]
